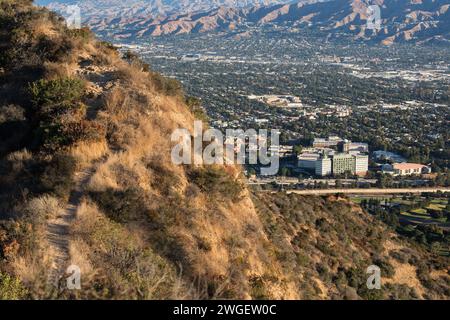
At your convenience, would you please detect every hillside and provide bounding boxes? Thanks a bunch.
[252,192,449,299]
[0,0,449,300]
[39,0,450,44]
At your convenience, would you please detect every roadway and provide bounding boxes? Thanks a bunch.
[284,188,450,196]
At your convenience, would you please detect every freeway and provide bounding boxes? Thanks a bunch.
[284,188,450,196]
[248,177,378,186]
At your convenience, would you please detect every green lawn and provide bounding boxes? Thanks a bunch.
[401,211,448,224]
[402,211,433,220]
[431,199,448,205]
[351,197,363,204]
[410,208,427,214]
[391,198,415,205]
[427,203,446,211]
[352,195,449,224]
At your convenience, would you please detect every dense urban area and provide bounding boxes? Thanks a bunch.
[117,33,449,189]
[114,33,450,252]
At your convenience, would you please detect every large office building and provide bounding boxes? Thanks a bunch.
[315,154,332,177]
[313,136,344,149]
[332,153,355,175]
[354,154,369,176]
[311,153,369,177]
[338,141,370,154]
[298,153,321,170]
[332,153,369,176]
[300,136,369,177]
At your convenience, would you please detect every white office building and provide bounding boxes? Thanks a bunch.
[315,155,332,177]
[354,154,369,176]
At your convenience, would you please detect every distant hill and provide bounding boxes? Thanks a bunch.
[36,0,291,17]
[39,0,450,44]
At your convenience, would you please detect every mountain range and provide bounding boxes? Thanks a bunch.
[37,0,290,16]
[37,0,450,44]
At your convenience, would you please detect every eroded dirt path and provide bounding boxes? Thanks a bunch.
[46,167,96,289]
[45,58,115,290]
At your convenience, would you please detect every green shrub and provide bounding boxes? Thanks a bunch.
[28,77,106,150]
[98,41,118,52]
[36,121,72,150]
[147,161,179,196]
[0,272,28,300]
[90,188,147,223]
[34,35,73,63]
[122,50,150,72]
[123,50,139,62]
[249,276,271,300]
[37,109,106,151]
[29,78,85,109]
[358,285,385,300]
[66,27,92,43]
[150,72,184,97]
[187,166,243,201]
[296,252,310,267]
[39,154,76,198]
[373,258,396,278]
[185,96,208,122]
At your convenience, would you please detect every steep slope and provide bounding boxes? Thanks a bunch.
[252,193,449,299]
[0,1,448,300]
[0,0,295,299]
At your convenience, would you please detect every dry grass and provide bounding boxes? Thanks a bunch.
[70,200,194,299]
[383,238,426,299]
[103,86,132,122]
[6,149,32,162]
[384,260,425,299]
[72,200,102,235]
[29,14,59,38]
[43,62,78,80]
[10,255,49,295]
[115,62,151,89]
[26,195,62,220]
[87,161,120,192]
[8,207,54,298]
[5,149,32,173]
[69,239,94,277]
[69,140,108,168]
[81,78,284,296]
[81,69,289,297]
